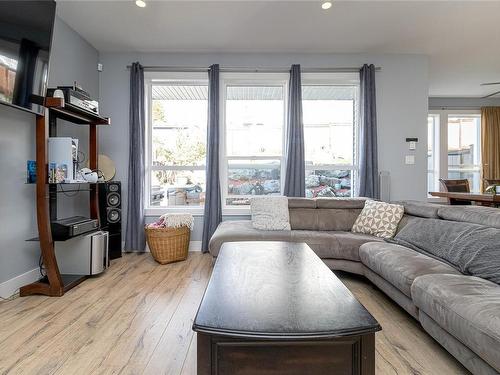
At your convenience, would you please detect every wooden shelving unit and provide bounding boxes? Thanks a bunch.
[20,95,110,297]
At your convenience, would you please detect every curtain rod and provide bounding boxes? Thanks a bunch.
[125,65,382,73]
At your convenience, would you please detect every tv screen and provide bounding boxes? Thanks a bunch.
[0,1,56,114]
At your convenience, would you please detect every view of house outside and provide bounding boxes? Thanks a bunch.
[151,94,208,207]
[0,55,17,102]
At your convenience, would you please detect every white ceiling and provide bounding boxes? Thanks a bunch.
[56,0,500,97]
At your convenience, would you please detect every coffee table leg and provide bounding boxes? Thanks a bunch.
[197,333,211,375]
[360,333,376,375]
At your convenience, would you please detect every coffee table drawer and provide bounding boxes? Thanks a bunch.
[198,332,375,375]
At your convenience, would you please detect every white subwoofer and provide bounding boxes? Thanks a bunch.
[54,231,109,275]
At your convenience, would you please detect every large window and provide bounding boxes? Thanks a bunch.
[146,74,208,209]
[427,110,481,194]
[222,74,287,207]
[302,81,358,198]
[147,72,360,213]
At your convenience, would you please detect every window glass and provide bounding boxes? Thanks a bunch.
[149,83,208,207]
[427,114,439,194]
[447,115,481,192]
[305,169,352,198]
[302,85,357,197]
[224,84,285,206]
[225,86,284,157]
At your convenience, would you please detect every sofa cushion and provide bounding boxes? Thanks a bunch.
[209,220,380,261]
[352,200,404,239]
[291,231,381,261]
[412,274,500,372]
[289,205,363,231]
[438,206,500,229]
[359,242,461,297]
[392,200,443,218]
[289,208,318,230]
[316,197,367,209]
[316,209,363,231]
[419,311,500,375]
[288,198,317,209]
[208,221,292,256]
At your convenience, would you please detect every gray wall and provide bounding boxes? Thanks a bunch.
[429,96,500,110]
[99,52,429,242]
[48,18,100,219]
[0,17,99,288]
[0,107,38,285]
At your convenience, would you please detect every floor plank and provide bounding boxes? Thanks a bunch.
[0,253,470,375]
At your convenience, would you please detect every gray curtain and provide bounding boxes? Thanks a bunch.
[358,64,379,199]
[201,64,222,253]
[284,64,305,197]
[124,62,146,251]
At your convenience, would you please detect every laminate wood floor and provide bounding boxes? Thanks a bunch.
[0,253,469,375]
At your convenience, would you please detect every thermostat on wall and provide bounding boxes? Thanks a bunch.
[406,137,418,151]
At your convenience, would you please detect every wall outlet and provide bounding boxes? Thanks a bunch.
[405,155,415,165]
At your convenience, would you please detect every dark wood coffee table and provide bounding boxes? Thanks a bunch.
[193,241,381,375]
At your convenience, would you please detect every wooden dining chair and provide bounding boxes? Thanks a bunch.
[485,179,500,188]
[439,178,472,205]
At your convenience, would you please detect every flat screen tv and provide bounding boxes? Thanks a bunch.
[0,0,56,114]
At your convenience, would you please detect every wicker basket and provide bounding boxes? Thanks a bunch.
[145,226,191,264]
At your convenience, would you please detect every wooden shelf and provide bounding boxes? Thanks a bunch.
[26,181,102,185]
[21,93,109,298]
[31,95,110,125]
[26,230,98,242]
[20,274,87,297]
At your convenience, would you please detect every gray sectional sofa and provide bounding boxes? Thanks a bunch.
[208,198,500,375]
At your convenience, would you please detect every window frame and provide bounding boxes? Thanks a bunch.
[301,73,361,197]
[427,113,441,196]
[144,72,209,216]
[220,72,289,215]
[427,109,481,202]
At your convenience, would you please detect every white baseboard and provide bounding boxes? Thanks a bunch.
[0,268,40,299]
[188,240,202,252]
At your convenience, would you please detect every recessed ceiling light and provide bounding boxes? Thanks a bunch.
[136,0,146,8]
[321,1,332,10]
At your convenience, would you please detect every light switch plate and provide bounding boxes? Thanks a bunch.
[405,155,415,165]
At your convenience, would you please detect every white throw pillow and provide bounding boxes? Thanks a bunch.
[352,200,404,239]
[251,196,291,231]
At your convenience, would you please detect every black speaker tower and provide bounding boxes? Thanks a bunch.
[98,181,122,260]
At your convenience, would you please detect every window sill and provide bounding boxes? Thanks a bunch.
[145,207,205,217]
[144,207,252,217]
